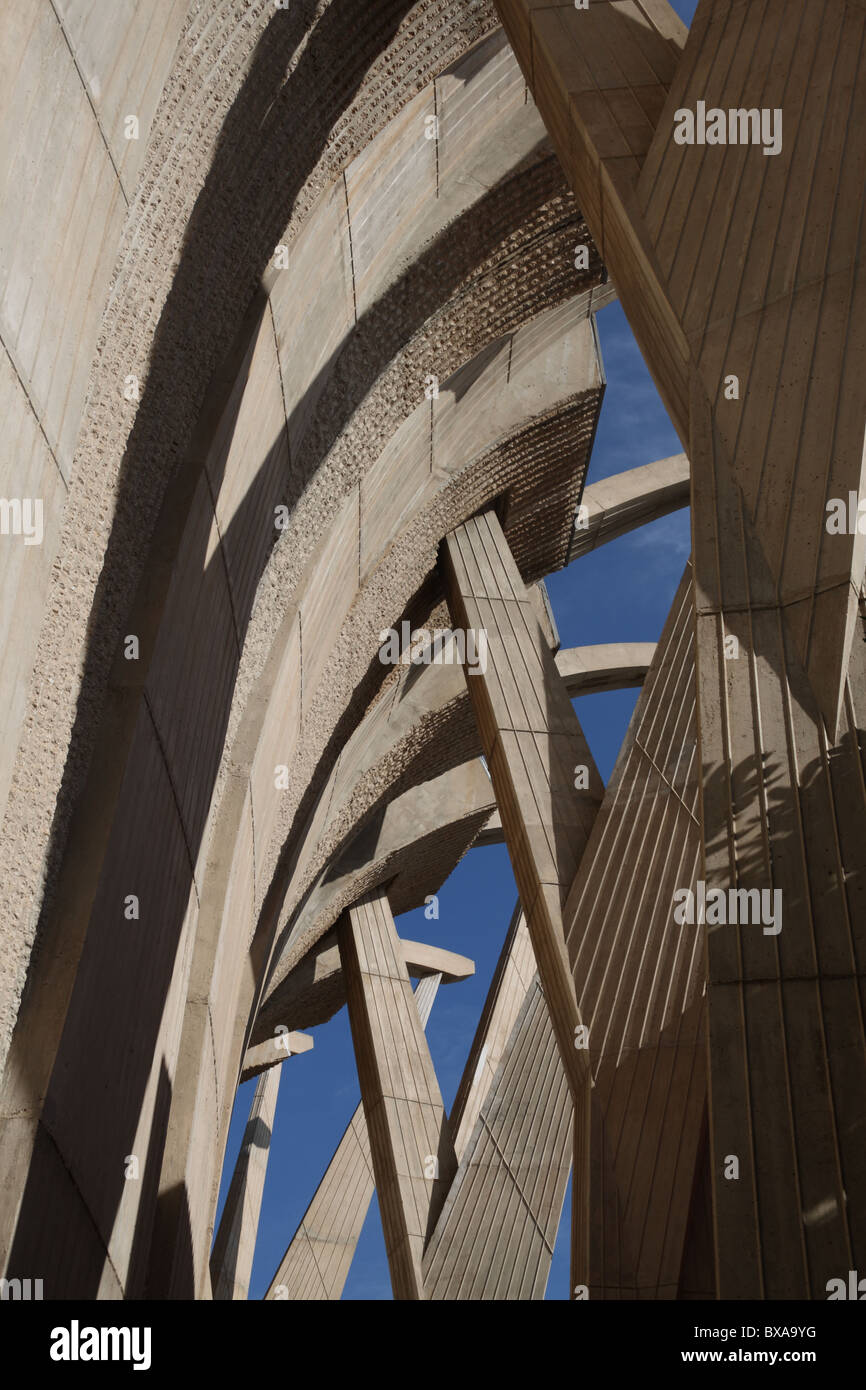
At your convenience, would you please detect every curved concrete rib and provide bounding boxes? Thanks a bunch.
[568,453,690,562]
[556,642,657,697]
[0,4,515,1059]
[255,759,491,1042]
[0,202,603,1307]
[162,294,603,1302]
[1,11,565,1294]
[247,290,605,1007]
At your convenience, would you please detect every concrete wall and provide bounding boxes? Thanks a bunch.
[0,9,608,1298]
[0,0,187,950]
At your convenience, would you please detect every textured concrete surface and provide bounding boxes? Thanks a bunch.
[0,0,510,1085]
[499,0,866,1298]
[3,0,861,1305]
[0,5,609,1295]
[0,0,186,960]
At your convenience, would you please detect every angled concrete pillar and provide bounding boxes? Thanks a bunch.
[448,902,537,1161]
[208,1031,313,1301]
[338,889,455,1299]
[441,508,604,1285]
[425,915,573,1300]
[264,972,442,1301]
[563,568,705,1299]
[210,1059,283,1301]
[426,982,572,1301]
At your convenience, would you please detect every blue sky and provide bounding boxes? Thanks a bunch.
[215,0,698,1302]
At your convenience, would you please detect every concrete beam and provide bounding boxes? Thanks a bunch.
[264,973,444,1301]
[474,644,656,847]
[556,642,657,697]
[425,978,572,1300]
[210,1065,281,1302]
[442,509,603,1284]
[563,566,704,1299]
[569,454,690,562]
[240,1031,313,1085]
[256,759,492,1040]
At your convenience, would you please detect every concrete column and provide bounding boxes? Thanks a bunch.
[210,1063,281,1301]
[264,973,442,1301]
[425,972,573,1300]
[338,889,455,1299]
[441,508,604,1285]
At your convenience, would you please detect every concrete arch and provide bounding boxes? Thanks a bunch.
[0,18,607,1285]
[569,452,690,561]
[0,0,507,1072]
[556,642,658,697]
[143,293,603,1296]
[0,0,189,941]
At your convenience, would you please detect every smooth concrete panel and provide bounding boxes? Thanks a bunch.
[53,0,188,195]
